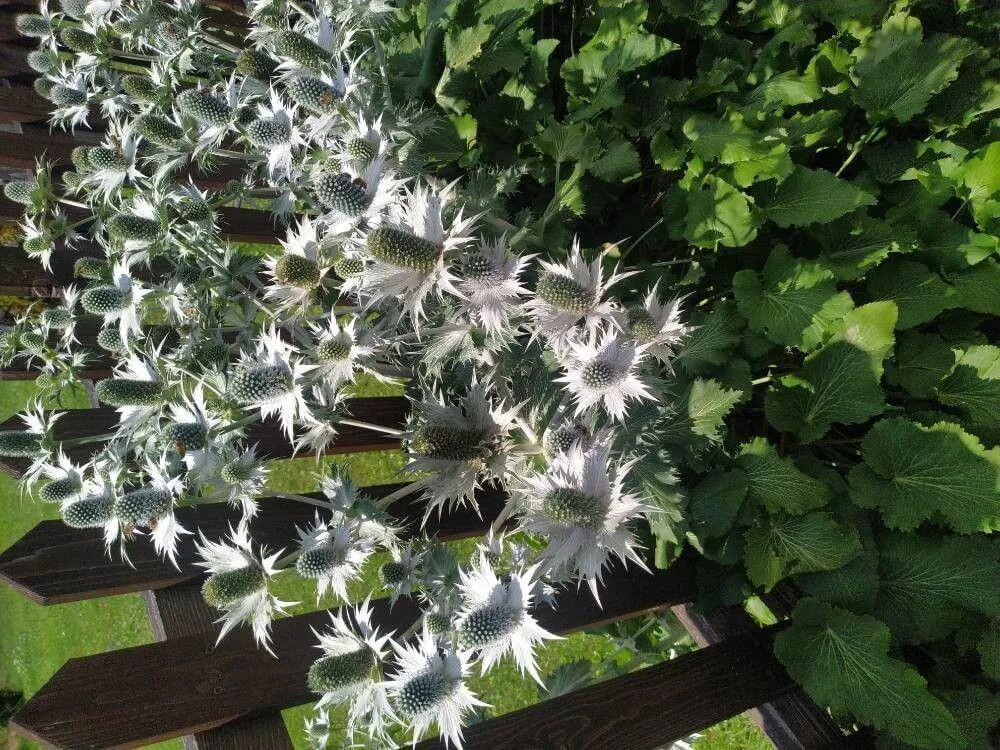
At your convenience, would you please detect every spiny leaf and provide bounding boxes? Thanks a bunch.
[686,378,741,440]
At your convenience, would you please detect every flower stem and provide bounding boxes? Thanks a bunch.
[337,418,406,437]
[270,491,332,510]
[836,126,883,178]
[374,477,432,509]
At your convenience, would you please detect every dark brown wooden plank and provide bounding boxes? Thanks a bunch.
[673,602,853,749]
[0,84,50,123]
[0,482,505,604]
[10,558,697,749]
[0,124,104,169]
[0,41,36,76]
[143,581,295,750]
[414,624,792,750]
[0,396,407,478]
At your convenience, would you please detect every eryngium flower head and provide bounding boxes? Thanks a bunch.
[294,514,377,602]
[95,378,164,406]
[556,327,655,422]
[285,73,343,114]
[622,284,688,365]
[176,88,232,127]
[236,48,277,79]
[0,431,43,457]
[15,14,51,37]
[4,181,36,204]
[457,236,531,334]
[274,30,331,72]
[135,113,185,149]
[308,600,395,742]
[40,475,83,503]
[387,629,486,748]
[195,525,293,653]
[517,442,649,602]
[62,495,113,528]
[455,552,557,684]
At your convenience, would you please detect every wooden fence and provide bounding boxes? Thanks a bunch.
[0,5,870,747]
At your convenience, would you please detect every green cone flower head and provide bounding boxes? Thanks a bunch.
[23,233,53,257]
[229,363,290,404]
[96,326,124,352]
[410,426,487,461]
[236,49,277,80]
[20,332,46,355]
[542,421,590,456]
[41,306,73,329]
[176,88,232,127]
[15,14,50,37]
[114,486,172,526]
[60,26,97,54]
[220,457,254,484]
[367,226,439,273]
[108,213,160,244]
[135,114,185,148]
[425,612,452,634]
[536,272,595,314]
[82,284,130,314]
[95,378,164,406]
[202,564,267,607]
[295,544,347,579]
[4,181,36,205]
[333,253,364,278]
[71,145,92,171]
[275,30,330,71]
[317,336,352,362]
[313,172,370,216]
[26,50,56,73]
[347,137,379,164]
[87,147,128,172]
[122,75,158,101]
[168,422,207,453]
[541,488,604,529]
[274,253,321,288]
[49,84,87,107]
[458,604,516,648]
[286,74,342,114]
[63,496,113,528]
[246,116,291,147]
[0,430,43,457]
[379,560,407,585]
[40,475,83,503]
[626,306,658,341]
[308,647,377,694]
[61,171,82,190]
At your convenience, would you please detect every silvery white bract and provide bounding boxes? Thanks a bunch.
[5,0,692,747]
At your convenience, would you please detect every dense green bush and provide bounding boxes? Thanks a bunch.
[384,1,1000,746]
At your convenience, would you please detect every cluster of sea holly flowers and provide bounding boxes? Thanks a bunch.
[2,0,690,746]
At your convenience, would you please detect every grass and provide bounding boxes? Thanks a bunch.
[0,379,770,749]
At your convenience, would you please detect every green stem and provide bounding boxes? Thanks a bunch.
[374,477,432,509]
[836,126,883,178]
[337,418,406,437]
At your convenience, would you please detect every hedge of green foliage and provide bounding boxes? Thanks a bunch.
[384,1,999,746]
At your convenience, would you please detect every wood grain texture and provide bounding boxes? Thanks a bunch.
[144,582,295,750]
[1,483,507,604]
[413,625,792,750]
[0,84,50,123]
[0,396,407,478]
[10,559,696,749]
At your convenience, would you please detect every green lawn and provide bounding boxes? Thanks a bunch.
[0,379,770,749]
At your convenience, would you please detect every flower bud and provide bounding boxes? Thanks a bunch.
[367,227,438,273]
[49,85,88,107]
[410,425,487,461]
[4,181,36,205]
[108,213,160,244]
[87,147,128,172]
[627,306,658,341]
[60,0,89,19]
[95,378,164,406]
[274,30,329,71]
[0,431,42,457]
[81,284,130,315]
[285,74,342,114]
[60,26,97,54]
[235,49,277,80]
[63,496,113,528]
[114,486,172,525]
[26,50,56,73]
[40,475,83,503]
[135,114,184,148]
[317,337,351,362]
[176,88,232,127]
[96,326,124,352]
[202,565,266,607]
[122,75,158,101]
[307,647,376,694]
[246,117,290,147]
[229,364,290,404]
[73,256,110,281]
[458,604,515,648]
[41,307,73,329]
[313,172,369,216]
[346,137,378,165]
[295,544,346,579]
[274,253,321,288]
[168,422,206,452]
[16,14,50,38]
[535,272,594,314]
[541,488,604,529]
[33,78,55,100]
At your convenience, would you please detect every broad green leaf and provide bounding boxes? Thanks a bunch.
[962,142,1000,205]
[886,332,955,398]
[682,114,792,186]
[848,418,1000,534]
[733,245,853,350]
[795,545,880,612]
[774,599,963,748]
[736,438,829,515]
[766,342,886,442]
[533,120,594,164]
[812,214,915,281]
[952,258,1000,315]
[683,175,758,248]
[444,24,493,69]
[979,620,1000,680]
[743,69,822,118]
[501,37,558,110]
[589,140,640,182]
[661,0,728,26]
[851,14,976,123]
[745,511,861,590]
[936,345,1000,426]
[687,378,740,440]
[830,301,898,372]
[688,468,746,540]
[913,209,998,271]
[676,301,743,373]
[873,531,1000,644]
[866,259,956,329]
[933,686,1000,750]
[758,167,875,228]
[780,110,843,148]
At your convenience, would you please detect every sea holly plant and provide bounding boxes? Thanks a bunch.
[2,0,999,748]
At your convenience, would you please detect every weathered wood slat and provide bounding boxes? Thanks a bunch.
[0,483,505,604]
[10,557,698,749]
[414,624,792,750]
[0,42,36,76]
[144,581,295,750]
[673,603,851,749]
[0,84,50,123]
[0,396,407,478]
